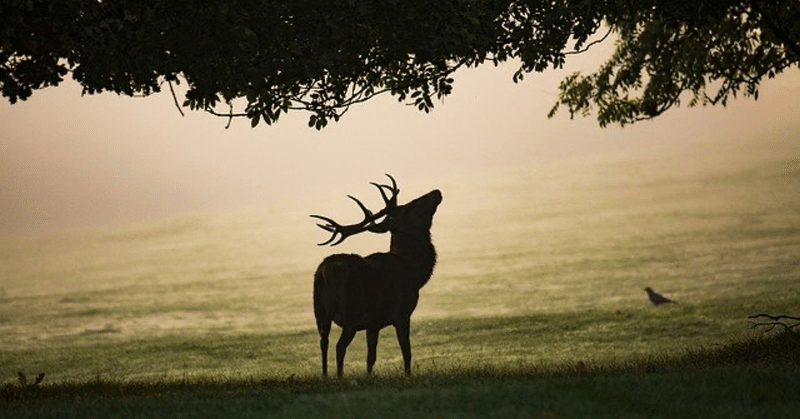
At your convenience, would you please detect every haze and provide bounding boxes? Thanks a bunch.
[1,43,799,238]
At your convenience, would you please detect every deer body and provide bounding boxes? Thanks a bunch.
[311,176,441,377]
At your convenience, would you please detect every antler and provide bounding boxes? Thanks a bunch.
[311,174,399,246]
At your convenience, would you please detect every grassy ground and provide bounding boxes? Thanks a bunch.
[3,332,800,419]
[1,134,799,417]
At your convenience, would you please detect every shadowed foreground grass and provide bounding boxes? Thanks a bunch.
[4,299,796,384]
[3,332,799,419]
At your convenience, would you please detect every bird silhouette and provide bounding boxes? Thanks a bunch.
[644,287,676,305]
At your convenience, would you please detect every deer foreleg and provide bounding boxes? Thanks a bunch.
[395,320,412,376]
[366,328,380,375]
[336,327,357,378]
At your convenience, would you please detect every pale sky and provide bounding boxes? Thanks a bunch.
[2,41,800,238]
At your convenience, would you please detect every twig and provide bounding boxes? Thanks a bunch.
[748,313,800,333]
[564,26,614,56]
[168,80,185,117]
[203,103,243,129]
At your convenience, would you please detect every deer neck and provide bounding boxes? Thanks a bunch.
[389,231,437,289]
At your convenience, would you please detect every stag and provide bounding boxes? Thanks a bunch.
[311,174,442,378]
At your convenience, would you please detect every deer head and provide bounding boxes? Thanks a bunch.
[311,174,442,247]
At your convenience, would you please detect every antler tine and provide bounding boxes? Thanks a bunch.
[310,200,377,246]
[309,215,342,245]
[310,174,400,246]
[370,173,399,206]
[385,173,397,191]
[309,214,338,229]
[347,195,374,219]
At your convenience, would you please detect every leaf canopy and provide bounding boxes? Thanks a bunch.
[1,0,798,128]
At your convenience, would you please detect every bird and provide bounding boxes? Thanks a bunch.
[644,287,676,305]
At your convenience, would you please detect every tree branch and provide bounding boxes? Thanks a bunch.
[168,80,185,117]
[564,26,614,56]
[748,314,800,333]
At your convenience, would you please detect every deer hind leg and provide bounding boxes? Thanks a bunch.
[336,327,357,378]
[316,317,331,377]
[313,280,332,378]
[394,320,412,376]
[366,328,380,375]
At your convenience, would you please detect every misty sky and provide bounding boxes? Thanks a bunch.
[2,41,800,238]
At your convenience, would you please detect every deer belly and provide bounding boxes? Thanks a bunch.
[331,304,406,331]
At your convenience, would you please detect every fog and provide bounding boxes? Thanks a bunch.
[2,43,800,237]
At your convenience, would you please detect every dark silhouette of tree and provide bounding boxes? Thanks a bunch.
[549,0,800,127]
[2,1,797,128]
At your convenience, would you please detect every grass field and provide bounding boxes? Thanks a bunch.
[3,333,799,418]
[2,133,800,417]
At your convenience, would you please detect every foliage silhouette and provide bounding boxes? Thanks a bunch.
[2,1,798,128]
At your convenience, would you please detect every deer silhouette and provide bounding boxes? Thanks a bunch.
[311,175,442,378]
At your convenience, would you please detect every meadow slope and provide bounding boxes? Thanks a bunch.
[1,133,799,387]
